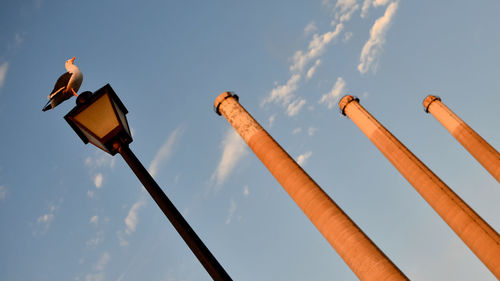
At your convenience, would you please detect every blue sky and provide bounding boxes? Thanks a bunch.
[1,0,500,280]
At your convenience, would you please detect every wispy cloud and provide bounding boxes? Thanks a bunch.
[85,155,115,170]
[343,31,353,43]
[125,199,145,235]
[319,76,347,109]
[86,231,104,248]
[297,151,312,166]
[292,127,302,135]
[262,0,363,118]
[96,252,110,271]
[291,23,344,73]
[308,127,318,136]
[93,173,103,188]
[118,198,146,245]
[304,22,317,35]
[117,231,129,247]
[358,1,399,74]
[225,199,237,224]
[0,185,6,200]
[0,62,9,89]
[85,154,115,194]
[306,59,321,80]
[35,200,61,234]
[148,126,184,178]
[212,129,248,187]
[89,215,99,225]
[286,98,306,116]
[373,0,391,7]
[85,251,110,281]
[361,0,372,18]
[263,74,300,106]
[333,0,359,23]
[263,1,360,117]
[268,114,276,128]
[37,209,55,226]
[117,127,183,246]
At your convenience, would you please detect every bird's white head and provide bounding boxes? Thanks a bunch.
[65,57,76,66]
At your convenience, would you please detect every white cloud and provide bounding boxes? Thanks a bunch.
[243,186,249,196]
[286,98,306,116]
[304,22,317,35]
[343,31,353,43]
[148,126,184,178]
[86,231,104,248]
[0,185,6,200]
[93,173,103,188]
[36,203,57,233]
[297,151,312,166]
[96,252,110,271]
[85,155,114,193]
[291,23,343,73]
[89,215,99,225]
[358,1,399,74]
[334,0,359,23]
[85,251,110,281]
[308,127,318,136]
[125,199,145,235]
[268,114,276,128]
[263,1,355,116]
[212,129,248,187]
[263,74,301,106]
[361,0,372,18]
[373,0,391,7]
[37,213,54,225]
[117,231,129,247]
[319,77,347,109]
[292,127,302,135]
[0,62,9,89]
[306,59,321,80]
[85,155,114,170]
[225,199,237,224]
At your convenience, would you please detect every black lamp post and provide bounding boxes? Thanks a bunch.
[65,84,232,281]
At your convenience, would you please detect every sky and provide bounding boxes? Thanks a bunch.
[1,0,500,280]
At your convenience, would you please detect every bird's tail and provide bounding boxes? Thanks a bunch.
[42,100,52,112]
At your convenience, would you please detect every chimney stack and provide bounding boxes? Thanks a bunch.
[339,95,500,278]
[423,95,500,182]
[215,92,407,281]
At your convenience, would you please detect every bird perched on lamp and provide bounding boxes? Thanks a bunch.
[42,57,83,111]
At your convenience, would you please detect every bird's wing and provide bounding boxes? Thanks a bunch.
[48,87,65,99]
[50,72,72,95]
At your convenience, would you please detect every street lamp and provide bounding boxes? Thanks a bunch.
[65,84,232,281]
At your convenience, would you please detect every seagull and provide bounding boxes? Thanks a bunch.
[42,57,83,111]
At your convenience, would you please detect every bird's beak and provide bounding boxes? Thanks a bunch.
[70,57,76,64]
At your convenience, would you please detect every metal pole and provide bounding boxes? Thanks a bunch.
[117,143,232,281]
[214,92,408,281]
[339,95,500,279]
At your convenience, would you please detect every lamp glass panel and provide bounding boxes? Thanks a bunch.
[74,123,110,153]
[111,99,131,136]
[73,94,119,139]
